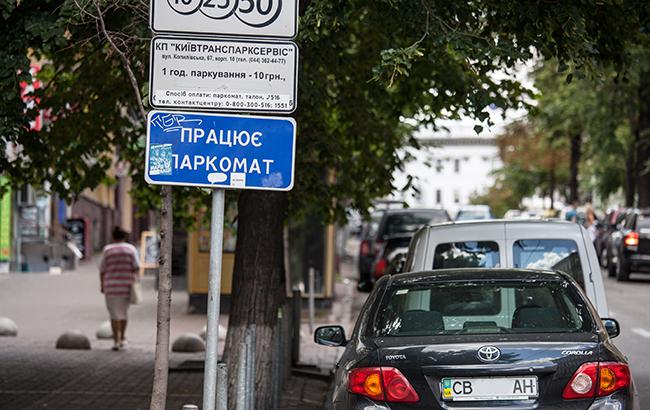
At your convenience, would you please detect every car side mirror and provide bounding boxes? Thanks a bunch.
[314,325,347,347]
[601,318,620,338]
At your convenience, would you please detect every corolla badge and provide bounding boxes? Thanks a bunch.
[477,346,501,362]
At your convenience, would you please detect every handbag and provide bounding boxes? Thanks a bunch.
[130,281,143,305]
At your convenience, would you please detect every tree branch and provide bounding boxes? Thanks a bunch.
[92,0,147,122]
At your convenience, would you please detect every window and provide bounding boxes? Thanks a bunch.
[637,213,650,230]
[512,239,584,288]
[454,159,460,173]
[375,280,592,336]
[435,189,442,204]
[433,241,500,269]
[435,159,443,173]
[453,189,460,204]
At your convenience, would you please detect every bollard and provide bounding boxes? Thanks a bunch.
[308,267,315,333]
[216,363,228,410]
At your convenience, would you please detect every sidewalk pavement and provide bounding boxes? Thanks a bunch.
[0,258,365,409]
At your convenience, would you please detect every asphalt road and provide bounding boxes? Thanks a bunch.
[602,268,650,405]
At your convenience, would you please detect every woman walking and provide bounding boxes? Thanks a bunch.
[100,227,140,351]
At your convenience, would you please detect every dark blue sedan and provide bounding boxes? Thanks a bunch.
[315,269,638,409]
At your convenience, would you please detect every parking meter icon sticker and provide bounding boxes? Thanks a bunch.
[149,144,173,176]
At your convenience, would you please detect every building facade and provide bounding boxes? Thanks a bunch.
[391,119,502,216]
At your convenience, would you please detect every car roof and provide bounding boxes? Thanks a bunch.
[389,268,571,286]
[382,208,448,215]
[457,204,491,211]
[422,218,578,229]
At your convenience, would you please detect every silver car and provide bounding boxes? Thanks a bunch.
[403,219,609,316]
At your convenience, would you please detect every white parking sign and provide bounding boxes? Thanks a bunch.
[150,0,298,39]
[149,37,298,113]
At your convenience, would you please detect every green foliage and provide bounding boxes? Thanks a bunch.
[1,0,646,223]
[473,120,570,213]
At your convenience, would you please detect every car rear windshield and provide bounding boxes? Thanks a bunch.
[374,280,592,337]
[512,239,584,289]
[433,241,500,269]
[384,211,448,236]
[637,214,650,230]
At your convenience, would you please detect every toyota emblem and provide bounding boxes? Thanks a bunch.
[477,346,501,362]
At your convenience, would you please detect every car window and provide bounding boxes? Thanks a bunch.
[363,213,382,239]
[433,241,501,269]
[456,211,490,221]
[637,214,650,230]
[383,212,445,236]
[375,281,592,336]
[512,239,584,288]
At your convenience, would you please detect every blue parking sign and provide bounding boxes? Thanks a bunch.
[145,110,296,191]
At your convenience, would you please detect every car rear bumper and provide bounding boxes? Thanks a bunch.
[588,390,638,409]
[628,254,650,272]
[339,392,637,410]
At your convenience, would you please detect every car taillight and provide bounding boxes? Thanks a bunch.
[348,367,384,401]
[348,367,419,403]
[382,367,420,402]
[373,258,388,279]
[563,363,597,399]
[562,362,630,400]
[360,240,370,256]
[597,362,630,395]
[624,232,639,247]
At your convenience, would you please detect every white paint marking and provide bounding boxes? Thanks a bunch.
[631,328,650,338]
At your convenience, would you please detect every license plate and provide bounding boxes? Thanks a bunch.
[441,376,538,401]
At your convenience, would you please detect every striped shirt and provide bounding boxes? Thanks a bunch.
[100,242,139,297]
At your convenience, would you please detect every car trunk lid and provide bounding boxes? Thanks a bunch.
[376,333,599,409]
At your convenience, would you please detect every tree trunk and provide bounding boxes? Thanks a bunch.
[638,137,650,207]
[637,73,650,208]
[549,153,556,210]
[569,133,582,203]
[625,140,637,207]
[150,186,173,410]
[224,190,287,409]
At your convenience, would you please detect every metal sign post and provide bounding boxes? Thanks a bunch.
[146,0,299,407]
[203,188,225,410]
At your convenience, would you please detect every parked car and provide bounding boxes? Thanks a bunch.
[316,269,637,409]
[610,208,650,281]
[455,204,494,221]
[402,219,609,316]
[503,209,540,219]
[370,234,411,281]
[597,208,627,270]
[357,208,450,291]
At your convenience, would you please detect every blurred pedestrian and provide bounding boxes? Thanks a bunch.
[99,227,140,351]
[565,200,579,223]
[585,205,598,243]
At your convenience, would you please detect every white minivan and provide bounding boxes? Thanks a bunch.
[403,219,609,316]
